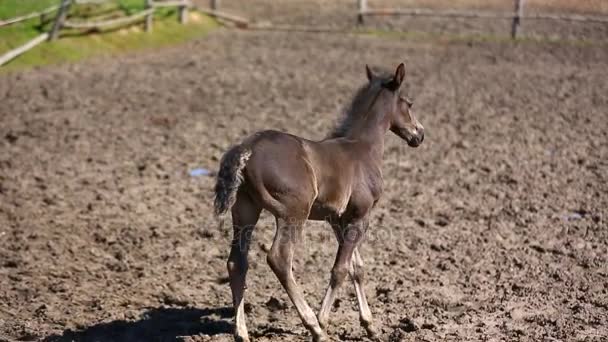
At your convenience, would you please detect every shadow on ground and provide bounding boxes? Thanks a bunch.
[44,306,232,342]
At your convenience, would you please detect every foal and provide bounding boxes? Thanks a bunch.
[214,63,424,341]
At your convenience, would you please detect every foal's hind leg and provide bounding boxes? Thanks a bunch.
[350,247,378,339]
[227,191,261,342]
[318,217,368,330]
[267,217,327,342]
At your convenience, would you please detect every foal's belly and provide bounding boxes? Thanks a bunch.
[308,200,339,221]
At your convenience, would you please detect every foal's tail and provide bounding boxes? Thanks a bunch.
[214,144,252,217]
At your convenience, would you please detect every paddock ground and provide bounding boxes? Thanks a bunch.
[1,9,607,342]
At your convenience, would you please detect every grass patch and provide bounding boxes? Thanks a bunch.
[0,1,218,73]
[0,0,58,20]
[117,0,146,14]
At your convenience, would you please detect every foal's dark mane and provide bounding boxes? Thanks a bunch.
[328,70,393,139]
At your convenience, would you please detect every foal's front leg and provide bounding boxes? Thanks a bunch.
[350,247,378,339]
[317,217,368,329]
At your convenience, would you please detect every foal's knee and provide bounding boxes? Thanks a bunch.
[227,253,247,277]
[330,265,349,288]
[227,260,243,278]
[227,259,237,274]
[266,249,288,279]
[352,266,365,284]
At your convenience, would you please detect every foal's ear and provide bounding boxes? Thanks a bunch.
[394,63,406,87]
[383,63,406,91]
[365,64,374,81]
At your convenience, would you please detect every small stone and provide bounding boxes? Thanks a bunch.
[265,297,287,311]
[398,317,418,332]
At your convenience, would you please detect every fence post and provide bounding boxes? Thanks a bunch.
[179,0,188,24]
[357,0,366,25]
[49,0,72,41]
[511,0,524,38]
[211,0,220,11]
[145,0,153,32]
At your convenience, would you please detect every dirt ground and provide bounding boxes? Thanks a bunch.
[1,9,608,342]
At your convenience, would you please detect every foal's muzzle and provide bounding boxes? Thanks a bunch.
[407,129,424,147]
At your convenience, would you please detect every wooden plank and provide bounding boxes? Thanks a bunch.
[196,8,248,27]
[359,7,608,23]
[74,0,110,4]
[151,1,187,8]
[49,0,72,41]
[0,5,59,27]
[63,9,154,29]
[249,23,348,34]
[361,8,514,19]
[525,12,608,23]
[0,33,49,66]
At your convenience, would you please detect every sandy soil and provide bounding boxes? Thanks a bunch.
[1,18,607,342]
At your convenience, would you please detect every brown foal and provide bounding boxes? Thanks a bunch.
[214,63,424,341]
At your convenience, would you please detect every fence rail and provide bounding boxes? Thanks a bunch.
[195,7,249,27]
[360,7,608,23]
[357,0,608,38]
[0,5,59,28]
[0,0,197,66]
[151,1,187,8]
[0,33,49,66]
[52,0,190,35]
[522,12,608,23]
[74,0,110,4]
[63,8,154,29]
[361,8,513,19]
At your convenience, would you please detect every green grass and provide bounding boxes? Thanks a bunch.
[0,1,219,73]
[0,0,58,19]
[117,0,146,14]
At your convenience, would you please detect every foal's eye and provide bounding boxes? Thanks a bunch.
[399,96,413,108]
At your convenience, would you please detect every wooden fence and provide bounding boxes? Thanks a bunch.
[0,5,60,28]
[0,1,64,66]
[357,0,608,38]
[2,0,607,67]
[50,0,190,37]
[0,0,195,66]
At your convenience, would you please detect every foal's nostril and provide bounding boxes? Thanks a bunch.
[419,132,424,143]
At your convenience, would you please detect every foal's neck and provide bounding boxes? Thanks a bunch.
[343,109,390,162]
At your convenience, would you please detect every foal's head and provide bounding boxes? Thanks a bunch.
[367,63,425,147]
